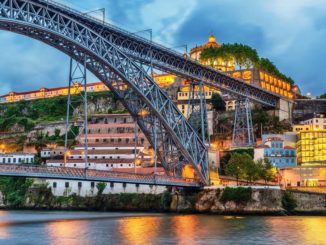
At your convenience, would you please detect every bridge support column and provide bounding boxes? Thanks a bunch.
[232,98,255,148]
[64,57,88,168]
[187,81,210,146]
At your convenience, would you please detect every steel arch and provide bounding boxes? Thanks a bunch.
[40,0,280,107]
[0,0,209,184]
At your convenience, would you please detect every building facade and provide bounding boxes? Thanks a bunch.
[45,114,166,196]
[296,130,326,165]
[0,153,34,164]
[0,82,110,104]
[254,134,297,168]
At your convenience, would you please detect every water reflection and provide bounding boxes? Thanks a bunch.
[46,220,90,245]
[172,215,199,245]
[0,211,11,240]
[118,216,160,245]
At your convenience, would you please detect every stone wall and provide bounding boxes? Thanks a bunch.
[171,188,326,214]
[291,190,326,212]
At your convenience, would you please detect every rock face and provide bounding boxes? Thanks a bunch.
[0,191,5,208]
[291,191,326,212]
[194,188,283,214]
[172,188,326,214]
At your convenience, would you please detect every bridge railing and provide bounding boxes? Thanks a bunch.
[0,164,200,186]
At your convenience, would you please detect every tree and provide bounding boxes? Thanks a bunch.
[318,93,326,99]
[96,182,107,195]
[211,93,226,111]
[256,158,276,184]
[243,157,260,184]
[225,153,247,185]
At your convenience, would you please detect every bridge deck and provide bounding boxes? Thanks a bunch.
[0,164,201,188]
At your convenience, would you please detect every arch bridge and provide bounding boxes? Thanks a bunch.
[0,0,282,186]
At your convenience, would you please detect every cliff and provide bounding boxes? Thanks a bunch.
[171,188,326,215]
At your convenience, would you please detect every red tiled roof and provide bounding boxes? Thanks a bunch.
[88,123,135,128]
[70,149,136,155]
[111,167,165,175]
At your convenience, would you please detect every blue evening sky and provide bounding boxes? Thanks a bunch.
[0,0,326,96]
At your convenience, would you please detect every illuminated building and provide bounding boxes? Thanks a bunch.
[254,134,297,168]
[0,82,111,104]
[279,166,326,187]
[190,34,235,72]
[0,153,35,164]
[227,69,294,100]
[293,113,326,132]
[45,114,165,196]
[296,130,326,165]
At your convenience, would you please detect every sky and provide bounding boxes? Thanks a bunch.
[0,0,326,96]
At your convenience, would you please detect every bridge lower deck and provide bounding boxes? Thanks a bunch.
[0,164,202,188]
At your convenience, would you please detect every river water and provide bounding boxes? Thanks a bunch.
[0,211,325,245]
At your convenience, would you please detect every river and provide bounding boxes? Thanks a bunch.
[0,211,325,244]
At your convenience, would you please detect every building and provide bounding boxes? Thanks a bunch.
[296,130,326,165]
[254,134,297,168]
[293,99,326,122]
[0,153,34,164]
[190,34,235,72]
[293,113,326,132]
[0,82,110,104]
[226,69,294,100]
[279,166,326,187]
[41,146,65,159]
[45,114,166,196]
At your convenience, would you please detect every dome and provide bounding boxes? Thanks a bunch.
[208,34,217,43]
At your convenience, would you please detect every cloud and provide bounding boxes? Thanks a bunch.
[0,0,325,96]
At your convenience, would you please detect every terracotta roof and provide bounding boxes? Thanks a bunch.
[70,149,136,155]
[284,146,295,149]
[76,143,143,148]
[111,167,165,175]
[88,123,135,128]
[47,159,135,164]
[79,133,145,138]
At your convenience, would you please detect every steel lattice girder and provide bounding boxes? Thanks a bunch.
[39,0,280,108]
[0,0,209,185]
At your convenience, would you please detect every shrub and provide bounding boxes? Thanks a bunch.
[220,187,252,205]
[282,191,297,212]
[160,190,172,211]
[96,182,107,195]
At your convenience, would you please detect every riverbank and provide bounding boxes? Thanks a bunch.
[1,186,326,215]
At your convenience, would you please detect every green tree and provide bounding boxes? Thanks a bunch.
[96,182,107,195]
[0,177,33,207]
[225,153,247,185]
[318,93,326,99]
[211,93,226,111]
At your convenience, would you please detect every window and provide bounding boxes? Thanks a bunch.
[110,182,114,188]
[65,182,69,188]
[78,182,82,188]
[53,182,57,188]
[123,183,127,188]
[91,182,95,188]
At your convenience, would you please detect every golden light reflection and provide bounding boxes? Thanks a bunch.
[46,220,90,245]
[119,217,160,245]
[266,217,326,244]
[0,211,10,240]
[172,215,199,245]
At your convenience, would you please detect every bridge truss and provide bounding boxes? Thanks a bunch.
[0,0,284,186]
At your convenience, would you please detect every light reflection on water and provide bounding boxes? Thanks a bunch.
[0,211,325,244]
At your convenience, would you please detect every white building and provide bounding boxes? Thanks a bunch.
[0,153,34,164]
[45,114,165,196]
[41,147,65,158]
[294,113,326,131]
